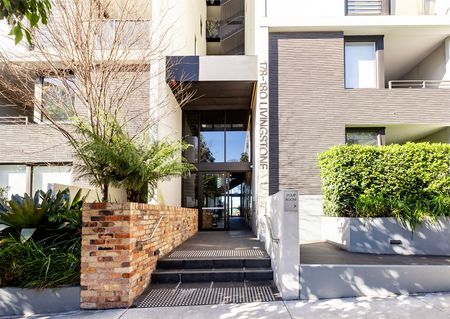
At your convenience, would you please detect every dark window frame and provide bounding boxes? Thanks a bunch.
[345,127,386,146]
[344,35,385,89]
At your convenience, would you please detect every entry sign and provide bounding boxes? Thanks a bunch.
[284,190,298,212]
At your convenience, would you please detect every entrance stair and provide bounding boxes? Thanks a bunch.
[134,230,279,307]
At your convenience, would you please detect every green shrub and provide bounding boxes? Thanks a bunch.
[318,143,450,229]
[0,187,8,206]
[0,236,80,288]
[0,188,83,242]
[0,188,84,288]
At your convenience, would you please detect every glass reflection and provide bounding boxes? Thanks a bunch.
[202,173,226,229]
[200,112,225,163]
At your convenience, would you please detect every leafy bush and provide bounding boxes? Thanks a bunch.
[0,236,80,288]
[75,116,195,203]
[318,143,450,229]
[0,186,8,206]
[0,189,84,288]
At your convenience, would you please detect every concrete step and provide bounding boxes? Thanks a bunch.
[156,258,271,270]
[151,267,273,283]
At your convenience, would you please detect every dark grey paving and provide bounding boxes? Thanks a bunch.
[174,230,265,251]
[134,281,280,308]
[301,242,450,265]
[229,217,250,230]
[161,230,269,260]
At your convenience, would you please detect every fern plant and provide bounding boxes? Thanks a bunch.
[74,116,195,203]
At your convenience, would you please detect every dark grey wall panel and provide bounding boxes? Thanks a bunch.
[269,32,450,195]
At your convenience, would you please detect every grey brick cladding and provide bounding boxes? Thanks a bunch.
[269,32,450,195]
[0,124,73,163]
[0,72,150,164]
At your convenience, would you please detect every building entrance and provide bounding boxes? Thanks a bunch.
[182,110,253,231]
[199,171,251,230]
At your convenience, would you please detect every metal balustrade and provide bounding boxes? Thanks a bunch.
[388,80,450,89]
[346,0,389,15]
[0,116,29,125]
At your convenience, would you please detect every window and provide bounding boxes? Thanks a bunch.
[345,42,377,88]
[0,164,72,199]
[346,128,385,146]
[0,165,27,198]
[183,110,251,164]
[32,165,72,194]
[39,77,75,122]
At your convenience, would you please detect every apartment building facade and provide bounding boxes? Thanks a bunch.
[246,0,450,241]
[1,0,450,239]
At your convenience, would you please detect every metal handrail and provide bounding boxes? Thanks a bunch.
[136,216,165,245]
[264,214,280,244]
[0,116,29,125]
[388,80,450,89]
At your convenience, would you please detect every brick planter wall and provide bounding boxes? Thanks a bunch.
[80,202,198,309]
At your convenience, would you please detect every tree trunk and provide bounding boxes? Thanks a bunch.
[102,183,109,202]
[139,184,149,203]
[127,189,140,203]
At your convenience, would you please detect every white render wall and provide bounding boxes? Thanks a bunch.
[267,0,345,17]
[402,37,450,82]
[156,0,206,56]
[156,84,183,206]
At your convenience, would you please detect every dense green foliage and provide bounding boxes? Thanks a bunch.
[74,116,195,203]
[0,186,8,206]
[318,143,450,229]
[0,0,52,44]
[0,189,84,288]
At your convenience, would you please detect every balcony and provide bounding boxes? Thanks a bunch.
[346,0,390,15]
[346,0,450,16]
[206,0,245,55]
[388,80,450,89]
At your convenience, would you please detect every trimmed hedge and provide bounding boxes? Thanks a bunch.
[318,143,450,226]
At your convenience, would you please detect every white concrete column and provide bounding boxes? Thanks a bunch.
[252,0,270,238]
[266,190,300,300]
[445,37,450,81]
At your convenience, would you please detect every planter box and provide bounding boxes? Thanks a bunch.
[322,217,450,256]
[0,286,80,317]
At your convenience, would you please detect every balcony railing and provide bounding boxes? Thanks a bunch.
[0,116,29,125]
[346,0,450,16]
[346,0,389,15]
[388,80,450,89]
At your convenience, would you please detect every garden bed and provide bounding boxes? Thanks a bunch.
[0,286,80,317]
[318,143,450,256]
[322,216,450,255]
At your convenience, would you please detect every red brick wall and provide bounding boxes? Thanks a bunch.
[80,202,198,309]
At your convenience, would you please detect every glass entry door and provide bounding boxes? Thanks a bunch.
[200,173,228,230]
[198,172,251,231]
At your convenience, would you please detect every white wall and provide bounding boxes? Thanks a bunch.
[245,0,256,55]
[419,127,450,143]
[264,190,300,300]
[267,0,345,17]
[156,0,206,56]
[393,0,450,15]
[402,37,450,81]
[156,84,183,206]
[53,183,127,203]
[149,0,206,206]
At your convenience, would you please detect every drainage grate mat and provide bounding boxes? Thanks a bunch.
[167,249,266,259]
[137,285,276,307]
